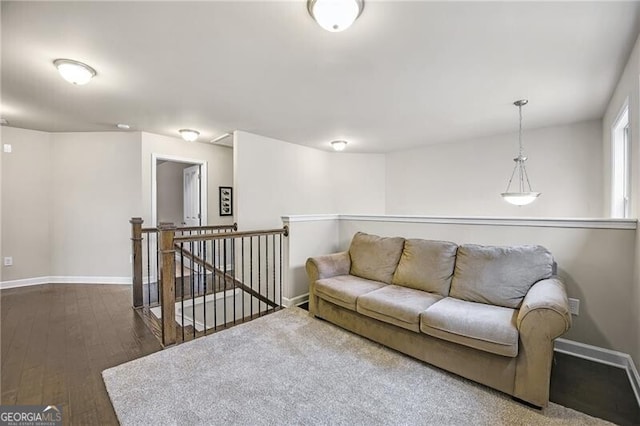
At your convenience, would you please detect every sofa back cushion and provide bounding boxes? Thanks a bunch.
[450,244,553,308]
[391,239,458,296]
[349,232,405,284]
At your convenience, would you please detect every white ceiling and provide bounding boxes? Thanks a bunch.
[2,1,639,153]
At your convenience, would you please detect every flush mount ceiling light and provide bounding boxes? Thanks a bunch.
[331,140,348,151]
[179,129,200,142]
[307,0,364,32]
[501,99,541,206]
[117,123,130,130]
[53,59,97,85]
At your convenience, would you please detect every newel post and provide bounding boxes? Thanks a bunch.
[159,223,177,346]
[130,218,144,308]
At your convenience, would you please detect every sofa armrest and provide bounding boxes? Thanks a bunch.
[514,277,571,407]
[517,277,571,335]
[306,251,351,282]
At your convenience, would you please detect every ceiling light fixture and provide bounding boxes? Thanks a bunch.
[307,0,364,32]
[0,118,8,125]
[179,129,200,142]
[331,140,348,151]
[53,59,97,85]
[117,123,130,130]
[501,99,541,206]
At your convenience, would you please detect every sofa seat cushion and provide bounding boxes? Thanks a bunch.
[420,297,519,357]
[349,232,405,284]
[357,285,442,332]
[450,244,554,309]
[392,239,458,296]
[314,275,386,311]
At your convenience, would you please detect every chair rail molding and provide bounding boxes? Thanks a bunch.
[282,214,637,230]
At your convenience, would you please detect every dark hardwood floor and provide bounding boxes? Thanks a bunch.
[1,284,162,425]
[550,352,640,425]
[2,287,639,425]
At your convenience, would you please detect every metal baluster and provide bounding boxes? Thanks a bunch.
[272,234,276,311]
[203,238,207,335]
[265,234,269,313]
[146,234,151,306]
[241,237,245,321]
[181,242,185,343]
[156,231,160,306]
[250,237,253,316]
[232,237,236,325]
[258,235,262,316]
[213,237,217,331]
[279,234,283,307]
[223,236,227,327]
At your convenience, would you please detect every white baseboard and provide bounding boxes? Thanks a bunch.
[1,276,131,289]
[282,293,309,308]
[555,338,640,407]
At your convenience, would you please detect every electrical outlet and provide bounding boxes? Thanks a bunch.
[568,298,580,316]
[3,144,12,153]
[3,257,13,267]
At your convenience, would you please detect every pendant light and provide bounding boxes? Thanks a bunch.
[500,99,541,206]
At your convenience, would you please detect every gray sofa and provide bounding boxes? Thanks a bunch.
[306,232,571,408]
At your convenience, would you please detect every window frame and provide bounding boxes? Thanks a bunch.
[611,100,630,218]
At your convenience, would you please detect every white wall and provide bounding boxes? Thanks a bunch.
[234,130,385,230]
[1,127,52,281]
[141,132,234,227]
[386,120,603,217]
[603,33,640,370]
[49,132,142,277]
[1,129,142,282]
[330,154,386,214]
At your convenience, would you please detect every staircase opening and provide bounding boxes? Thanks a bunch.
[130,218,287,345]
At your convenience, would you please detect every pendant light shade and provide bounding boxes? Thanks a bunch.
[307,0,364,32]
[501,100,540,206]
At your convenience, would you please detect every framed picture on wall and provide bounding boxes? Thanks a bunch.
[219,186,233,216]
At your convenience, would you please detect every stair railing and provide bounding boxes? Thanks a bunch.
[130,218,288,347]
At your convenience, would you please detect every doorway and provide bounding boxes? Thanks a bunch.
[151,153,208,227]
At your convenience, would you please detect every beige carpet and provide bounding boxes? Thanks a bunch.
[103,307,610,425]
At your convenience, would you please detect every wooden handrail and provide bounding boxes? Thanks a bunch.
[174,226,288,243]
[142,223,237,234]
[175,244,278,309]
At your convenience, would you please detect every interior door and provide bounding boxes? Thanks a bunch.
[183,164,201,227]
[182,164,202,279]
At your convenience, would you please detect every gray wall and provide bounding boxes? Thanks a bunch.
[1,129,233,282]
[157,161,189,225]
[386,120,603,217]
[49,132,142,277]
[1,127,52,281]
